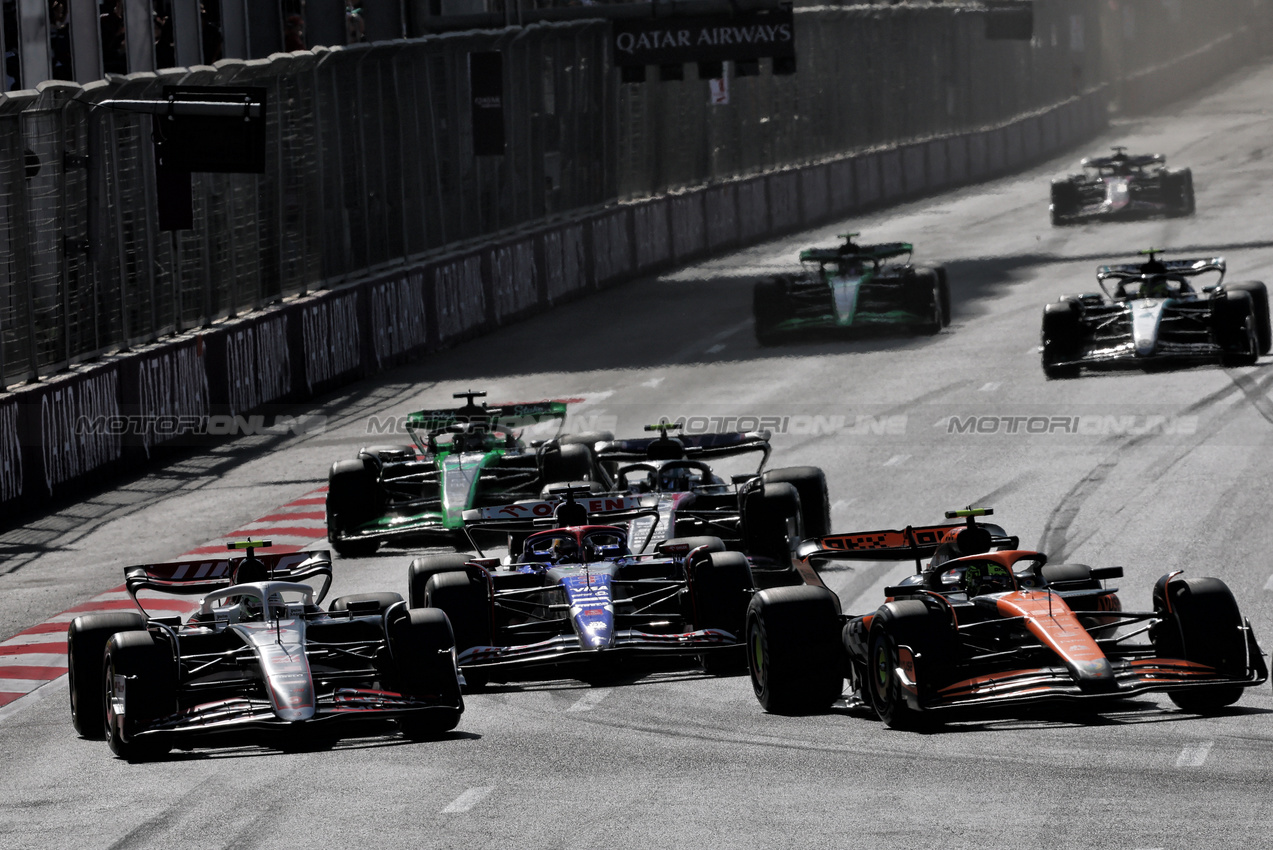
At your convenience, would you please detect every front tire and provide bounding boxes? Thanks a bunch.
[753,277,791,346]
[692,552,754,675]
[1152,576,1248,713]
[1041,299,1082,379]
[103,631,176,761]
[388,608,464,739]
[746,585,843,714]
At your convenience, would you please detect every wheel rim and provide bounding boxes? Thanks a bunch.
[873,640,891,704]
[748,621,766,696]
[104,656,119,740]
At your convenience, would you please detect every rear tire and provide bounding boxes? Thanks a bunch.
[1152,576,1248,713]
[742,483,801,565]
[762,466,831,539]
[540,442,596,484]
[388,608,463,740]
[68,612,146,739]
[104,631,176,761]
[327,458,383,557]
[746,585,843,714]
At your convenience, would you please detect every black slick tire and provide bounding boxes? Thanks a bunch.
[692,552,754,675]
[103,630,176,761]
[1041,299,1082,379]
[326,458,383,557]
[388,608,463,740]
[1152,576,1247,713]
[762,466,831,539]
[67,611,146,739]
[746,585,843,714]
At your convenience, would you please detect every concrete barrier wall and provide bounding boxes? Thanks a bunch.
[0,87,1109,517]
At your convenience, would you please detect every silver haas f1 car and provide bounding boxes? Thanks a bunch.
[66,543,464,759]
[1040,251,1270,378]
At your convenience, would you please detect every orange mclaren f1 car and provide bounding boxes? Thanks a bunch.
[745,508,1268,727]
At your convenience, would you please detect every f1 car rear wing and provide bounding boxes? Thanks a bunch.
[595,423,772,467]
[405,390,570,434]
[800,235,913,265]
[1097,256,1225,283]
[123,544,333,615]
[795,508,1017,566]
[461,490,661,553]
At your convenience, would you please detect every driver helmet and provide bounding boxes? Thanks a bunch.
[1141,275,1175,298]
[963,560,1014,597]
[238,591,286,622]
[551,536,581,564]
[657,465,695,492]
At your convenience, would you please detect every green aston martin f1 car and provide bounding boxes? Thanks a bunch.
[753,234,951,345]
[325,391,603,556]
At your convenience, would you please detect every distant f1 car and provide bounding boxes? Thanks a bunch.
[745,508,1268,727]
[406,489,777,686]
[1040,250,1270,377]
[753,233,950,345]
[1050,146,1194,225]
[326,390,604,556]
[594,422,829,580]
[66,542,464,760]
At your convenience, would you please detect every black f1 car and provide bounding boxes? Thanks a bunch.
[406,489,772,686]
[746,509,1268,727]
[66,543,464,759]
[595,422,829,581]
[753,234,950,345]
[326,391,604,556]
[1050,146,1194,224]
[1040,251,1270,377]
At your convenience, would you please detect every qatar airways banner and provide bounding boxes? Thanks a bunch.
[612,5,794,66]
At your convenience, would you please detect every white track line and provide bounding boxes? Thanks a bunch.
[979,382,1001,392]
[441,787,495,813]
[882,455,910,467]
[1175,741,1214,768]
[566,688,612,712]
[1263,573,1273,591]
[706,344,726,354]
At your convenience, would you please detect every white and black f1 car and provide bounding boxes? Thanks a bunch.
[1040,251,1270,377]
[406,489,777,686]
[594,422,829,583]
[66,543,464,759]
[1050,146,1194,224]
[746,509,1268,727]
